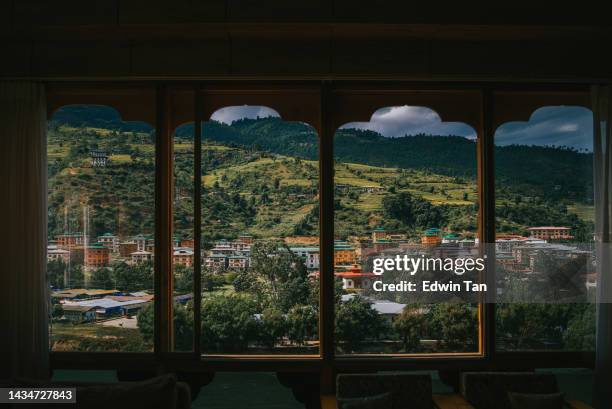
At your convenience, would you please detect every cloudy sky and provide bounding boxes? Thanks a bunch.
[494,106,593,151]
[210,105,280,124]
[210,104,593,152]
[340,106,477,139]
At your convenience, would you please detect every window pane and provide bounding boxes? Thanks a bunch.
[173,122,195,351]
[48,105,155,352]
[199,107,320,354]
[494,105,596,351]
[333,105,480,354]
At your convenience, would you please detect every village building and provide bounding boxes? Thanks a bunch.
[228,255,249,270]
[205,254,228,270]
[528,226,573,240]
[85,243,110,268]
[97,233,119,253]
[56,233,84,249]
[289,247,320,269]
[47,245,70,263]
[131,250,153,264]
[119,241,138,257]
[173,248,194,267]
[334,241,357,266]
[90,149,108,167]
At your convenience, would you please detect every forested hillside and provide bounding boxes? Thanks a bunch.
[48,106,594,242]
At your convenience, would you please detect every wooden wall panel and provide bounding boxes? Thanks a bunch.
[131,39,230,77]
[13,0,118,25]
[231,38,330,76]
[0,0,12,32]
[227,0,330,22]
[31,41,131,77]
[0,42,32,77]
[119,0,226,24]
[332,39,429,76]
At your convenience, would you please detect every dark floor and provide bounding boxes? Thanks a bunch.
[53,368,594,408]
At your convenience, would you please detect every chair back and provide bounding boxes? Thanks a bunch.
[461,372,558,409]
[337,373,433,409]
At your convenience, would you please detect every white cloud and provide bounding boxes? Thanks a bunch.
[210,105,280,124]
[495,106,593,151]
[340,105,476,139]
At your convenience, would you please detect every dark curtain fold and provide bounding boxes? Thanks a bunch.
[0,81,49,379]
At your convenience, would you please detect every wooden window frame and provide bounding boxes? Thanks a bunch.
[47,81,595,375]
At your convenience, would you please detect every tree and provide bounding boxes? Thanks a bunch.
[258,308,287,348]
[429,303,478,351]
[174,264,193,293]
[564,304,596,350]
[201,294,258,352]
[89,267,114,289]
[47,259,68,288]
[137,303,155,344]
[335,296,388,353]
[246,242,312,313]
[138,302,194,351]
[202,270,225,292]
[286,304,318,346]
[113,261,153,292]
[393,305,427,352]
[174,302,194,351]
[69,264,85,288]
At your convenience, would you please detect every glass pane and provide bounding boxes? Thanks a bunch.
[199,106,320,354]
[494,105,596,351]
[48,105,155,352]
[173,122,195,351]
[333,105,480,354]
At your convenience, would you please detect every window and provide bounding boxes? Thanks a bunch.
[494,104,596,351]
[45,85,595,371]
[196,106,320,355]
[333,105,480,355]
[48,105,155,352]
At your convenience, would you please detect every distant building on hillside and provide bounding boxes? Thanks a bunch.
[131,250,153,264]
[528,226,573,240]
[56,233,84,249]
[47,245,70,263]
[372,227,387,242]
[97,233,119,253]
[90,150,108,167]
[421,228,442,246]
[85,243,110,268]
[173,248,194,267]
[205,254,228,271]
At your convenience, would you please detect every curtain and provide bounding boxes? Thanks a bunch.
[592,85,612,408]
[0,82,49,379]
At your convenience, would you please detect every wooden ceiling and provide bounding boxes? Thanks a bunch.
[1,1,611,81]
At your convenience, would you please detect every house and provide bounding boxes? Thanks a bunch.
[421,228,442,246]
[90,150,108,167]
[119,241,138,257]
[173,248,194,267]
[289,247,320,270]
[97,233,119,253]
[47,245,70,263]
[334,241,357,266]
[85,243,110,268]
[228,255,249,270]
[131,250,153,264]
[528,226,574,240]
[56,233,84,249]
[205,254,227,270]
[372,227,387,241]
[62,304,97,323]
[336,267,376,290]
